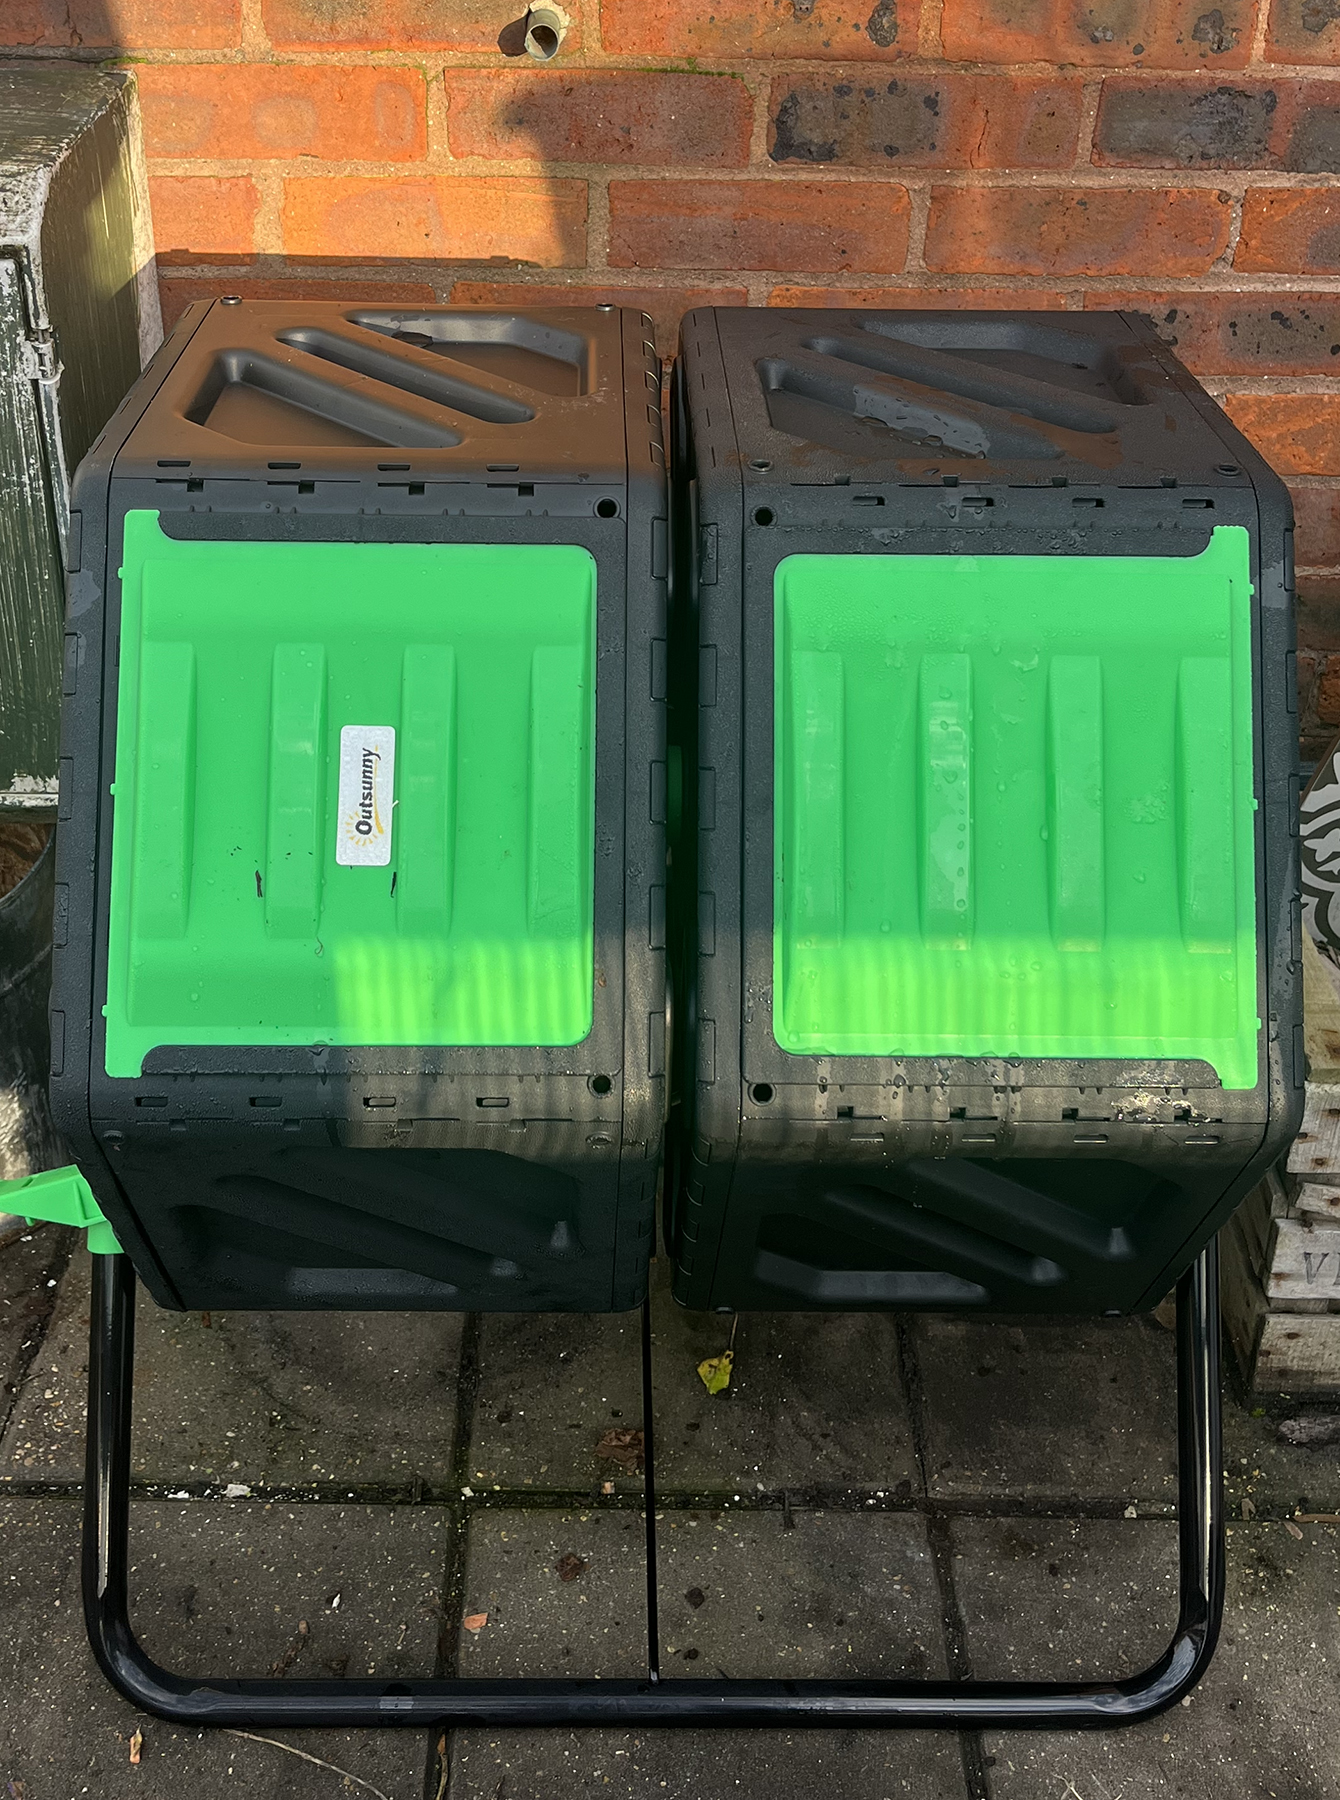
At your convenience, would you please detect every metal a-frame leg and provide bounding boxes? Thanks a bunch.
[82,1242,1224,1730]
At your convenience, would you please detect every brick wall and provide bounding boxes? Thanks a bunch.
[6,0,1340,751]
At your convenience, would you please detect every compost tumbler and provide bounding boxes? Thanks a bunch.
[668,307,1302,1318]
[48,299,668,1313]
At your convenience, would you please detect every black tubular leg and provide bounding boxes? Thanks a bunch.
[82,1244,1224,1730]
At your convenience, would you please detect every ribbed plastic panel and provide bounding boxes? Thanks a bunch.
[773,529,1258,1088]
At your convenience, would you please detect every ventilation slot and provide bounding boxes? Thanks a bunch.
[350,310,591,397]
[857,317,1151,408]
[756,353,1061,461]
[804,333,1122,436]
[279,327,534,424]
[186,349,462,448]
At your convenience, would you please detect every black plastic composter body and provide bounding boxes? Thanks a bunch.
[669,307,1302,1316]
[51,301,667,1312]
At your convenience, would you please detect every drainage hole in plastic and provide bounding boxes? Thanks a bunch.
[595,497,620,518]
[750,1082,774,1104]
[753,507,775,526]
[590,1073,613,1095]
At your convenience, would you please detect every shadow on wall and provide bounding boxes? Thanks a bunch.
[51,0,708,351]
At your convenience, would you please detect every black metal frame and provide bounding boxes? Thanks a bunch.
[83,1243,1224,1730]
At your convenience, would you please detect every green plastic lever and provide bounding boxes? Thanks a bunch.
[0,1166,120,1255]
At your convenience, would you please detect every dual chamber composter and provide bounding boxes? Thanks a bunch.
[5,300,1302,1728]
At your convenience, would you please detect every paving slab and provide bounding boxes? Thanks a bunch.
[130,1499,446,1680]
[469,1308,645,1494]
[912,1313,1178,1504]
[656,1507,947,1679]
[131,1301,462,1487]
[950,1516,1179,1681]
[967,1518,1340,1799]
[0,1495,437,1800]
[1223,1395,1340,1520]
[0,1240,89,1482]
[444,1726,970,1799]
[650,1263,919,1496]
[0,1223,69,1434]
[0,1245,463,1489]
[456,1507,647,1677]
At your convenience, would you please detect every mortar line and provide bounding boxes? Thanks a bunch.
[0,1478,1189,1516]
[896,1319,993,1800]
[436,1311,482,1685]
[640,1291,661,1681]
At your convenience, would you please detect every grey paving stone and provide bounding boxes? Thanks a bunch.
[969,1518,1340,1799]
[131,1302,462,1487]
[651,1263,920,1496]
[1223,1394,1340,1520]
[0,1241,89,1482]
[0,1495,437,1800]
[445,1727,970,1799]
[130,1499,446,1680]
[0,1221,69,1429]
[469,1308,645,1494]
[951,1516,1179,1681]
[0,1245,463,1489]
[656,1508,946,1679]
[456,1507,647,1677]
[912,1313,1178,1503]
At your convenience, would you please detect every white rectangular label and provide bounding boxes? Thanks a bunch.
[336,725,395,867]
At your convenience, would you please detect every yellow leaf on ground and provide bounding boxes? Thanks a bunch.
[463,1611,489,1632]
[697,1349,734,1395]
[128,1729,143,1765]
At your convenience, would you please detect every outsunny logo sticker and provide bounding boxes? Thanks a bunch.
[336,725,396,867]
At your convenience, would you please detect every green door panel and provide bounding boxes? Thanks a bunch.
[105,511,596,1076]
[773,527,1260,1089]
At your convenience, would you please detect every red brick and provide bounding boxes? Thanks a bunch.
[444,71,751,168]
[925,186,1231,278]
[138,66,425,163]
[1297,576,1340,650]
[1301,580,1340,747]
[281,177,586,267]
[940,0,1255,67]
[769,73,1082,169]
[608,181,910,274]
[600,0,919,56]
[1312,658,1340,740]
[1291,485,1340,570]
[1313,658,1340,732]
[1266,0,1340,64]
[1094,78,1340,171]
[1238,189,1340,275]
[261,0,572,50]
[1,0,239,47]
[769,284,1070,308]
[451,283,750,354]
[149,177,259,264]
[1222,394,1340,477]
[1084,291,1340,376]
[158,275,438,331]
